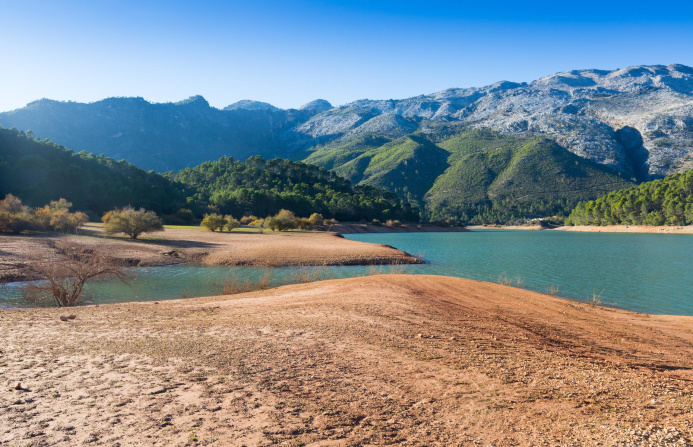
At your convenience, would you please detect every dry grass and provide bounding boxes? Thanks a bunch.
[546,284,560,296]
[222,269,272,294]
[588,289,604,307]
[284,266,335,285]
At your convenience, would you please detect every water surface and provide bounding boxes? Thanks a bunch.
[2,230,692,315]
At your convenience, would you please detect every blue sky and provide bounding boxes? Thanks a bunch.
[1,0,692,111]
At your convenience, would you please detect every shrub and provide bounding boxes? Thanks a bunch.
[0,195,86,234]
[296,217,312,230]
[103,207,164,239]
[240,215,258,225]
[308,213,324,226]
[225,215,240,232]
[23,241,129,307]
[0,194,29,214]
[200,213,226,232]
[266,209,297,231]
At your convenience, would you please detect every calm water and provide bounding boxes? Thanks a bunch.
[2,230,692,315]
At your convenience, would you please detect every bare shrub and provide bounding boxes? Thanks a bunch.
[588,289,604,307]
[285,266,335,285]
[222,269,272,295]
[547,284,560,296]
[22,241,130,307]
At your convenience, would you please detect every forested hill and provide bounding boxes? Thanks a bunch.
[0,126,189,218]
[567,170,693,226]
[0,127,418,223]
[306,129,634,224]
[171,156,419,222]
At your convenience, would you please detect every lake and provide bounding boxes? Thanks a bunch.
[1,230,692,315]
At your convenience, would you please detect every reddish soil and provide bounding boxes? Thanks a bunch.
[2,275,692,446]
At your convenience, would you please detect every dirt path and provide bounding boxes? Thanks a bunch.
[0,224,421,283]
[2,275,692,446]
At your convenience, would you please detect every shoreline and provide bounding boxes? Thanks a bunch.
[2,274,692,445]
[467,224,693,234]
[327,223,469,233]
[0,223,422,284]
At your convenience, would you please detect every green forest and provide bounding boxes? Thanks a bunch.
[170,156,419,222]
[0,127,418,224]
[0,126,189,218]
[567,170,693,226]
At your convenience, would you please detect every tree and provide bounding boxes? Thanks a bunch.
[103,206,164,239]
[225,215,240,231]
[308,213,324,226]
[296,217,312,230]
[200,213,226,231]
[23,241,130,307]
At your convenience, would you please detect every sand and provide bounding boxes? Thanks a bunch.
[0,224,421,283]
[2,274,692,446]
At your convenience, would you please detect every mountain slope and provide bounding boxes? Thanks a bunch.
[309,129,634,223]
[0,126,189,217]
[0,96,319,171]
[2,64,692,178]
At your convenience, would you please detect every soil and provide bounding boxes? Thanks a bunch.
[2,275,692,446]
[0,224,421,283]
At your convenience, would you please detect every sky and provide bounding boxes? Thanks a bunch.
[1,0,693,112]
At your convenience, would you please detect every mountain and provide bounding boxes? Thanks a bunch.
[306,128,634,223]
[567,170,693,226]
[0,96,318,171]
[302,64,693,180]
[1,64,691,179]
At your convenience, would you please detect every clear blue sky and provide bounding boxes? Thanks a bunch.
[2,0,692,112]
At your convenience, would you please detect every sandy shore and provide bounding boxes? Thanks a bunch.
[468,224,693,234]
[2,274,692,446]
[0,224,421,283]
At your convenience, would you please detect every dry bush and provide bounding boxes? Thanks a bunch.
[22,241,130,307]
[285,266,335,285]
[222,269,272,294]
[547,284,560,296]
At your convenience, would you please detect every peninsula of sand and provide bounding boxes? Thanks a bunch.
[0,223,422,283]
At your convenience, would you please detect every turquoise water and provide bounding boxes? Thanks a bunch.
[2,230,692,315]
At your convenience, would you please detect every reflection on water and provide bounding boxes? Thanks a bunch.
[2,231,693,316]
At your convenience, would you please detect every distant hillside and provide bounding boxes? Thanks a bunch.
[0,126,189,218]
[0,96,327,171]
[172,156,419,222]
[2,64,692,178]
[307,129,634,223]
[567,170,693,226]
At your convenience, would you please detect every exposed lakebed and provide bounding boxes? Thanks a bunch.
[2,230,692,315]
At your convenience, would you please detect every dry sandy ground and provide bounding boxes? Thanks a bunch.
[2,275,693,446]
[0,224,420,283]
[468,224,693,234]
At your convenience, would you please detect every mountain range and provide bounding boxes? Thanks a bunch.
[1,64,691,221]
[1,64,691,179]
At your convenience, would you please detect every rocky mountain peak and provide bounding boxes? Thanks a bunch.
[299,99,333,112]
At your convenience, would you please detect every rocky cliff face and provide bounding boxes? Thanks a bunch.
[1,64,691,176]
[300,64,693,178]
